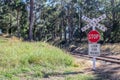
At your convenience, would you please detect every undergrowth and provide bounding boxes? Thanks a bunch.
[0,38,74,79]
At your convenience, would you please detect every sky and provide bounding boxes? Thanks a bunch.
[22,0,26,2]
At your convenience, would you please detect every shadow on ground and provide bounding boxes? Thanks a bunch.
[42,64,120,80]
[43,71,84,78]
[84,64,120,80]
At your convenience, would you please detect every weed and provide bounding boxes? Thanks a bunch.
[0,39,74,79]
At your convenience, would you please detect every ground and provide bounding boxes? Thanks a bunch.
[39,57,120,80]
[40,43,120,80]
[0,35,120,80]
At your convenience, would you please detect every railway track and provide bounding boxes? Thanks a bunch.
[72,53,120,64]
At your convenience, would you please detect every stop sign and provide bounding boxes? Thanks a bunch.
[88,30,100,43]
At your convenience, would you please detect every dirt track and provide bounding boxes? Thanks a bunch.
[40,55,120,80]
[75,55,120,80]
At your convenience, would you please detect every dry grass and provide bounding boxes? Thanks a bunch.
[8,36,23,42]
[101,43,120,54]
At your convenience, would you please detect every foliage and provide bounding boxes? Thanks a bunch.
[0,0,28,38]
[0,0,120,42]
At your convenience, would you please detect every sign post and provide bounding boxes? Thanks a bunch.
[81,14,107,70]
[90,28,99,70]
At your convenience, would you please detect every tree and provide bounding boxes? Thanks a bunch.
[29,0,34,41]
[0,0,28,37]
[0,0,120,43]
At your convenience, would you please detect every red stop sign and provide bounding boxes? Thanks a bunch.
[88,30,100,43]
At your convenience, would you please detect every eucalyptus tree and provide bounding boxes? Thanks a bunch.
[0,0,16,34]
[0,0,27,37]
[0,0,119,43]
[104,0,120,42]
[11,0,27,37]
[78,0,120,43]
[33,0,46,40]
[73,1,83,42]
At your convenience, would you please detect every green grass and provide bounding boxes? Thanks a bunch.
[0,37,96,80]
[65,74,95,80]
[0,38,74,79]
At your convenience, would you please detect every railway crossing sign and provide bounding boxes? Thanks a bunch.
[81,14,107,70]
[89,43,100,56]
[81,14,107,32]
[88,30,100,43]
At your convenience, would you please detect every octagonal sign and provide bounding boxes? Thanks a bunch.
[88,30,100,43]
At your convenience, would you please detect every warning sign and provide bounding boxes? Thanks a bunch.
[88,44,100,56]
[88,30,100,43]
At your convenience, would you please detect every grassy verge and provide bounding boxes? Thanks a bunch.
[0,40,73,78]
[65,74,95,80]
[0,37,95,80]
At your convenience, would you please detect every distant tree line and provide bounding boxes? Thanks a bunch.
[0,0,120,43]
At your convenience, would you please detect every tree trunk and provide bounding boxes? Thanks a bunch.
[9,14,12,35]
[17,9,20,38]
[79,10,82,42]
[109,0,115,43]
[29,0,34,41]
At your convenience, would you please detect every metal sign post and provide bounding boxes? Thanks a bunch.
[91,27,97,70]
[93,57,96,70]
[81,14,107,70]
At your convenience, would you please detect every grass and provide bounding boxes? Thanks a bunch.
[0,37,74,79]
[101,43,120,54]
[0,37,95,80]
[65,74,95,80]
